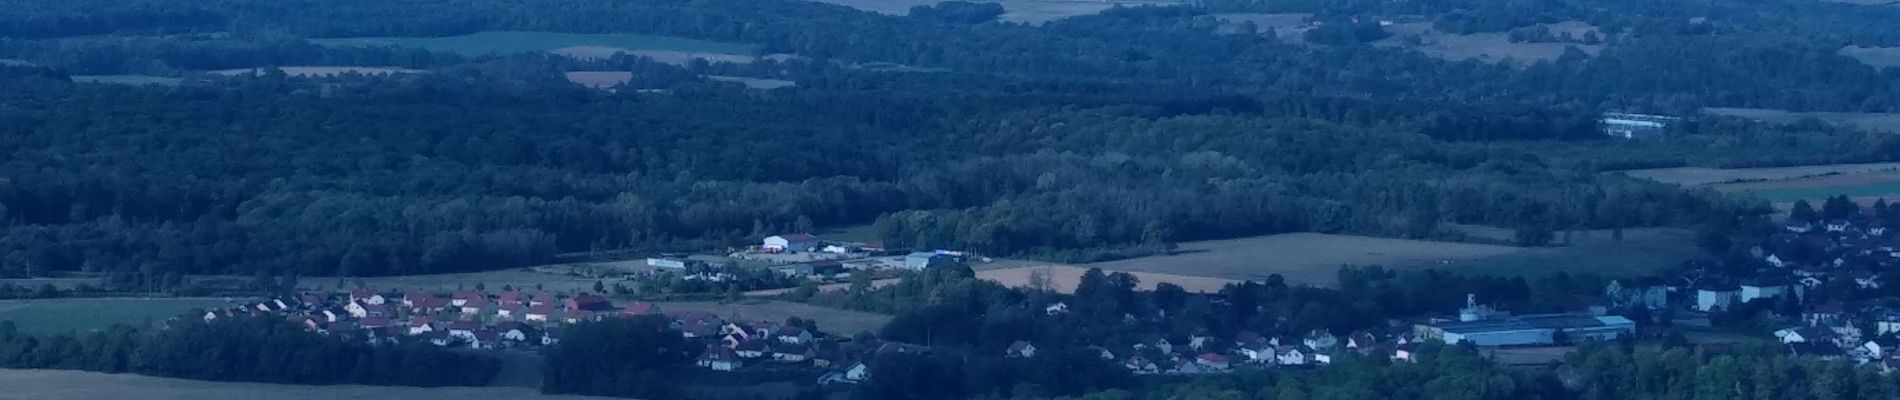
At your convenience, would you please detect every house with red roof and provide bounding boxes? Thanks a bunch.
[565,295,614,313]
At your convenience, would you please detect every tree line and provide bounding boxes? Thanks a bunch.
[0,316,499,386]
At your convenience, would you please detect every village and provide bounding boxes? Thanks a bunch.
[186,211,1900,387]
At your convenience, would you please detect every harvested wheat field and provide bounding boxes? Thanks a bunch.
[0,369,617,400]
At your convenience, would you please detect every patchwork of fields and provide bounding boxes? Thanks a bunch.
[0,298,237,334]
[1377,21,1606,64]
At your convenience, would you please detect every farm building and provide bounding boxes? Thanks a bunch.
[764,234,819,252]
[903,252,954,270]
[1600,112,1680,139]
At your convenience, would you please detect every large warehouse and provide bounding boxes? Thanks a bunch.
[1418,313,1637,346]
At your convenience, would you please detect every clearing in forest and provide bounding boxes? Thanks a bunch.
[0,369,616,400]
[1212,13,1314,40]
[563,71,633,89]
[1841,45,1900,69]
[706,75,797,90]
[0,297,236,334]
[209,66,425,77]
[1705,107,1900,133]
[1377,21,1606,64]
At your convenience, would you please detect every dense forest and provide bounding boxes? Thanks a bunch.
[0,317,499,386]
[0,0,1892,283]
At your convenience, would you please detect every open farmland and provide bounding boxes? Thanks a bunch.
[209,67,424,77]
[658,300,891,334]
[1084,233,1521,286]
[0,298,237,334]
[1843,45,1900,69]
[1710,170,1900,203]
[806,0,1184,24]
[71,75,183,86]
[1705,107,1900,133]
[706,75,797,90]
[1213,13,1313,41]
[1619,162,1900,186]
[1083,229,1692,287]
[1622,162,1900,207]
[314,31,759,65]
[0,369,618,400]
[1378,21,1605,64]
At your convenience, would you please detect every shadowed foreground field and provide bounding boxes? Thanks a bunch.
[0,369,617,400]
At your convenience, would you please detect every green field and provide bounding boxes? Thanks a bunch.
[72,75,184,86]
[311,31,757,57]
[0,298,236,334]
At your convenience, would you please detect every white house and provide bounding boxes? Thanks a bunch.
[1044,302,1070,316]
[1275,347,1309,366]
[1304,330,1339,351]
[763,234,819,252]
[698,348,744,371]
[1007,341,1038,358]
[1864,337,1900,358]
[1696,287,1740,312]
[1195,353,1231,371]
[349,289,385,306]
[1739,281,1789,303]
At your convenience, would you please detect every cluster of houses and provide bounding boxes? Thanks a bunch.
[1606,213,1900,369]
[201,288,648,349]
[1015,302,1452,376]
[198,287,885,381]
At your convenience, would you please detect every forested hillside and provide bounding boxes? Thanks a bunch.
[0,0,1895,283]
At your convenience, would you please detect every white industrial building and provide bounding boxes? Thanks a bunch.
[1416,295,1636,346]
[763,233,819,252]
[1601,112,1681,139]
